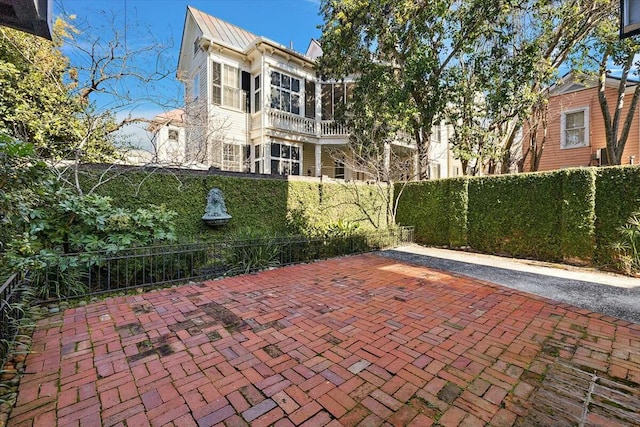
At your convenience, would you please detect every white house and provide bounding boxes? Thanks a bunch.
[164,6,456,180]
[149,108,189,165]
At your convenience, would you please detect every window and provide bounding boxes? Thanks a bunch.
[270,142,301,175]
[334,160,345,179]
[193,39,199,56]
[305,81,315,119]
[168,129,179,141]
[561,108,589,149]
[224,64,241,109]
[211,61,244,110]
[430,163,441,179]
[432,126,441,144]
[270,71,301,115]
[212,62,221,105]
[321,82,352,120]
[222,143,247,171]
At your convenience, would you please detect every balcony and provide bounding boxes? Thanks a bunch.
[261,110,349,138]
[267,110,316,135]
[320,120,348,137]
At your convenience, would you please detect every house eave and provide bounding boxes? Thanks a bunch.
[0,0,52,39]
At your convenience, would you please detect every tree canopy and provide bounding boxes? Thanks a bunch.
[0,20,115,161]
[318,0,613,177]
[318,0,509,179]
[572,9,640,165]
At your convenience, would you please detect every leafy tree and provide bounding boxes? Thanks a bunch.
[318,0,508,179]
[0,21,114,161]
[519,0,612,171]
[446,0,611,174]
[445,12,539,175]
[572,12,640,166]
[0,135,50,251]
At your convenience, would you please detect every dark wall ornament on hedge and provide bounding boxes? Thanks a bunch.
[202,188,232,226]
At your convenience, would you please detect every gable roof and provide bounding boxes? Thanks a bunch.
[188,6,258,52]
[551,70,639,96]
[177,6,316,79]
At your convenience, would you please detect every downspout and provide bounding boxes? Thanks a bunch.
[261,47,266,174]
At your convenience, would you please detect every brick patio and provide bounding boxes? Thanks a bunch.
[10,254,640,426]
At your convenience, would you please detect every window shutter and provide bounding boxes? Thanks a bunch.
[199,67,207,101]
[212,61,221,105]
[242,71,251,111]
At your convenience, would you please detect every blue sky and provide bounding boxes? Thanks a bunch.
[54,0,324,147]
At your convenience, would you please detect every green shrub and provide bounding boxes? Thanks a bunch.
[447,178,469,247]
[468,172,563,259]
[5,189,177,299]
[79,170,387,241]
[225,228,281,275]
[595,166,640,267]
[395,180,451,245]
[611,210,640,274]
[560,169,596,263]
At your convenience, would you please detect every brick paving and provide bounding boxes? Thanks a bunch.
[10,254,640,426]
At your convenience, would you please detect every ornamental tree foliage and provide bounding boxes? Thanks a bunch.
[572,12,640,166]
[318,0,611,177]
[318,0,508,179]
[518,0,612,171]
[0,20,114,161]
[446,10,540,175]
[1,10,175,195]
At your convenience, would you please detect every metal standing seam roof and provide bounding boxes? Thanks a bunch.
[188,6,258,51]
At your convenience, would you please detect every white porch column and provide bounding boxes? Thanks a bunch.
[383,142,391,181]
[315,144,322,177]
[315,81,322,137]
[264,138,272,174]
[413,152,420,181]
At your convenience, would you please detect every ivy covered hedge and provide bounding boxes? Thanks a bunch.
[595,167,640,265]
[394,178,467,246]
[80,170,386,241]
[396,165,638,268]
[469,172,566,260]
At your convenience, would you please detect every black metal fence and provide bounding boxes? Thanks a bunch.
[0,272,28,362]
[38,227,414,301]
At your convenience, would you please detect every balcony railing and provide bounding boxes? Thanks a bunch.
[262,110,350,138]
[267,110,316,135]
[321,120,348,137]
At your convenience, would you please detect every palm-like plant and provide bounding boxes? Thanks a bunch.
[611,211,640,274]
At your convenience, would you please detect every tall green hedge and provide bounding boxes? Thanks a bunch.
[395,178,468,247]
[395,180,451,245]
[396,165,639,268]
[80,170,386,241]
[447,178,469,247]
[468,172,564,260]
[595,167,640,265]
[560,169,596,262]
